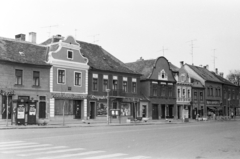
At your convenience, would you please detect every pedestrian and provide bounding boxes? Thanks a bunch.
[231,112,234,119]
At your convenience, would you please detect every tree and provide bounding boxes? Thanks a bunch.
[226,70,240,86]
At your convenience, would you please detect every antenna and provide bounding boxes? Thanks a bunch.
[158,46,168,56]
[187,39,197,65]
[88,34,100,44]
[212,49,217,70]
[41,25,58,38]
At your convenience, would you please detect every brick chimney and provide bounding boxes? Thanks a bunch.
[215,68,218,74]
[180,61,184,67]
[29,32,36,43]
[15,34,25,41]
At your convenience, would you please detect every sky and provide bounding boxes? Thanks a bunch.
[1,0,240,77]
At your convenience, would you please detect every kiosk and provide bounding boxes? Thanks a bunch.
[16,99,26,125]
[28,100,37,124]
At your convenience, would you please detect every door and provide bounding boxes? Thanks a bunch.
[161,105,165,119]
[89,102,95,119]
[169,105,173,118]
[74,100,81,119]
[39,102,46,118]
[152,104,159,120]
[177,105,181,119]
[2,96,12,119]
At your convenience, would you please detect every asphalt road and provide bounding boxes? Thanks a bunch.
[1,121,240,159]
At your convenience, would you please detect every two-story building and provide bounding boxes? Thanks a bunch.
[42,35,89,121]
[0,33,51,124]
[211,69,239,116]
[175,62,192,119]
[77,41,145,122]
[183,63,223,117]
[126,57,177,120]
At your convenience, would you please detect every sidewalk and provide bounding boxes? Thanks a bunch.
[0,117,239,130]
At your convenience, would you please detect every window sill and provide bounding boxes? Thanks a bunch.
[32,85,41,88]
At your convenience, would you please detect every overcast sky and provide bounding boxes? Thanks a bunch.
[1,0,240,77]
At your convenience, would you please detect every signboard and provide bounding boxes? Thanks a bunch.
[29,105,36,115]
[51,93,87,99]
[17,105,25,119]
[206,100,220,105]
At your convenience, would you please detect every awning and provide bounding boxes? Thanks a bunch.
[207,106,222,111]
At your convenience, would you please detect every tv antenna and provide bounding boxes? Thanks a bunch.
[88,34,100,44]
[41,25,58,38]
[187,39,197,65]
[212,49,217,70]
[158,46,168,56]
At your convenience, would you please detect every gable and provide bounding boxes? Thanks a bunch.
[149,57,175,82]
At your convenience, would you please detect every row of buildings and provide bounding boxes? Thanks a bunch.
[0,33,239,124]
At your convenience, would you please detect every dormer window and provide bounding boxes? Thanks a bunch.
[158,69,168,80]
[180,74,186,82]
[67,50,73,60]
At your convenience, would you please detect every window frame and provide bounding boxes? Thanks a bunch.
[33,71,40,86]
[57,69,66,84]
[15,69,23,85]
[67,50,73,60]
[132,78,137,94]
[122,77,128,93]
[92,74,98,91]
[74,71,82,87]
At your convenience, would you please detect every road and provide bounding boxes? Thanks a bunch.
[1,121,240,159]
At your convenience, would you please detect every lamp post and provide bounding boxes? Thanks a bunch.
[106,89,110,125]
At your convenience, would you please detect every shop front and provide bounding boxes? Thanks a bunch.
[206,100,222,117]
[50,93,87,120]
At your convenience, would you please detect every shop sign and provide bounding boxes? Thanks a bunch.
[206,100,220,105]
[17,105,25,119]
[51,93,87,99]
[88,95,107,100]
[29,105,36,115]
[0,89,14,96]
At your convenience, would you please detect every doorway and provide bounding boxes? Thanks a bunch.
[161,105,165,119]
[39,102,46,118]
[152,104,159,120]
[89,102,95,119]
[74,100,81,119]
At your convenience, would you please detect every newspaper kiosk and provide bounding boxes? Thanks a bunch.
[16,99,26,125]
[110,109,121,123]
[28,100,37,124]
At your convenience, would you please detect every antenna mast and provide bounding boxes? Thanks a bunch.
[187,39,197,64]
[41,25,58,38]
[158,46,168,56]
[213,49,217,70]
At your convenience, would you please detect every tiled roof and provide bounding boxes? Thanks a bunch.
[0,37,50,66]
[41,38,140,75]
[186,64,222,83]
[125,58,179,79]
[191,78,204,88]
[211,72,236,86]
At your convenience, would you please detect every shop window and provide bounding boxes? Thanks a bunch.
[33,71,40,86]
[121,103,131,116]
[15,69,23,85]
[97,103,107,116]
[58,69,65,84]
[74,72,82,86]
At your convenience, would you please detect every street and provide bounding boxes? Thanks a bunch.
[1,121,240,159]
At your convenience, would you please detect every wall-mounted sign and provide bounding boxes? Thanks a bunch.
[51,93,87,99]
[206,100,220,105]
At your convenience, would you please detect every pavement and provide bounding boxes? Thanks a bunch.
[0,116,239,130]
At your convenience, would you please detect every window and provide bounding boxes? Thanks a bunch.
[169,87,173,97]
[67,50,73,59]
[224,91,227,99]
[177,89,181,98]
[132,78,137,93]
[102,75,109,92]
[210,88,213,96]
[33,71,40,86]
[15,69,23,85]
[215,88,218,97]
[182,89,186,97]
[58,69,65,84]
[153,84,157,96]
[113,79,118,91]
[122,77,128,92]
[74,72,82,86]
[187,89,190,98]
[194,92,197,100]
[200,92,203,101]
[207,88,210,96]
[161,85,165,96]
[92,74,98,91]
[158,69,168,80]
[97,103,107,116]
[219,89,221,97]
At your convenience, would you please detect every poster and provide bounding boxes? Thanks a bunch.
[17,107,25,119]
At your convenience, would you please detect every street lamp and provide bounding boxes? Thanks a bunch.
[106,89,110,125]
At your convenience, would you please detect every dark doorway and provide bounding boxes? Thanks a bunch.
[177,105,181,119]
[89,102,95,119]
[74,100,81,119]
[2,96,12,119]
[39,102,46,118]
[168,105,174,118]
[161,105,165,119]
[142,105,147,118]
[152,104,159,120]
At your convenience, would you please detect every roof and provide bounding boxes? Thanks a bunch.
[211,72,236,86]
[0,37,50,66]
[125,58,179,79]
[41,38,140,75]
[186,64,222,83]
[191,78,204,88]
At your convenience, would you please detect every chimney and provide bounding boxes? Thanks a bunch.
[205,65,209,70]
[220,72,224,77]
[29,32,36,43]
[15,34,26,41]
[180,61,184,67]
[215,68,218,74]
[52,34,62,43]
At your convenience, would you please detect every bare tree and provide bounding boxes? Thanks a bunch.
[226,70,240,86]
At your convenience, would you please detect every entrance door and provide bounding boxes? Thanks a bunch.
[152,104,159,120]
[161,105,165,119]
[142,105,147,118]
[74,100,81,119]
[169,105,173,118]
[177,105,181,119]
[2,96,12,119]
[39,102,46,118]
[89,102,95,119]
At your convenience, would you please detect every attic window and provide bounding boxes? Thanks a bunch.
[67,50,73,60]
[19,52,25,56]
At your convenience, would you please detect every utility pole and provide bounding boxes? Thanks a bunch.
[41,25,58,38]
[187,39,197,65]
[158,46,168,56]
[212,49,217,70]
